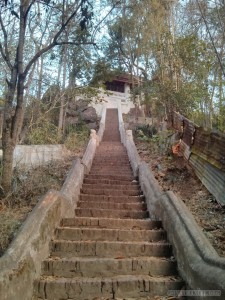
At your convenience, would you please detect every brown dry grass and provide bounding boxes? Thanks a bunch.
[134,135,225,257]
[0,135,88,257]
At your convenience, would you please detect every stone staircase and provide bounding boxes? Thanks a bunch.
[33,109,184,299]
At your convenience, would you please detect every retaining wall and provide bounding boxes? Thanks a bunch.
[0,107,106,300]
[13,144,70,169]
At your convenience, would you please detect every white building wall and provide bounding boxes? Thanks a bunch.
[90,86,135,117]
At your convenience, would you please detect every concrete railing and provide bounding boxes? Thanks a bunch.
[81,131,97,174]
[118,112,225,299]
[97,105,107,142]
[0,158,84,300]
[82,106,106,174]
[117,99,127,146]
[125,130,141,178]
[0,109,107,300]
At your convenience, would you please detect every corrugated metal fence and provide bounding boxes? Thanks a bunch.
[171,112,225,206]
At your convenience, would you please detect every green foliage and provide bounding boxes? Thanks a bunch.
[0,97,5,107]
[90,59,123,87]
[64,123,90,151]
[135,124,158,141]
[25,118,60,145]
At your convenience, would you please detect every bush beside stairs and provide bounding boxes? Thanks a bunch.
[33,109,184,300]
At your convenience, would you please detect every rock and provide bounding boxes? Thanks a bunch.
[80,107,97,123]
[75,99,90,112]
[65,99,98,128]
[86,122,98,130]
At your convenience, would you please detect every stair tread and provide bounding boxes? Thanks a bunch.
[82,184,139,188]
[45,256,174,262]
[56,227,164,232]
[77,201,147,210]
[52,240,170,245]
[39,274,182,282]
[62,216,160,225]
[75,208,147,213]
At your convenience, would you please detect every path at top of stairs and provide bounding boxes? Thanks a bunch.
[33,108,184,300]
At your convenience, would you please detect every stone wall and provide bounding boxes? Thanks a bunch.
[13,144,70,169]
[0,106,107,300]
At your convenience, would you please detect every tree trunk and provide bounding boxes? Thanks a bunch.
[37,56,44,100]
[58,43,68,137]
[1,138,14,193]
[1,2,28,194]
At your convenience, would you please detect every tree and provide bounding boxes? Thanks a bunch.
[0,0,95,193]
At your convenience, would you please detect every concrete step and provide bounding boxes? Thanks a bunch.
[55,227,166,242]
[94,156,129,160]
[61,217,162,230]
[86,174,135,181]
[42,256,177,278]
[91,165,132,170]
[102,139,121,141]
[83,178,139,186]
[97,147,123,150]
[100,141,122,145]
[81,188,140,196]
[94,154,128,156]
[80,194,144,203]
[77,201,147,211]
[88,171,134,177]
[90,168,132,174]
[34,297,179,300]
[92,161,130,165]
[34,275,183,300]
[50,240,172,258]
[96,147,125,151]
[91,164,131,169]
[75,208,149,219]
[82,183,140,191]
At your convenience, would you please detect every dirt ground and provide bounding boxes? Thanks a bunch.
[0,144,87,257]
[134,136,225,257]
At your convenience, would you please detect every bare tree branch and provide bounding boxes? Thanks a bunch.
[23,1,83,77]
[91,2,119,43]
[55,41,95,46]
[25,0,36,18]
[0,13,12,70]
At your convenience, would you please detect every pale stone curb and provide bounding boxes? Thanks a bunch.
[0,106,107,299]
[60,158,84,216]
[81,135,97,174]
[0,190,64,300]
[157,191,225,298]
[119,110,225,299]
[82,106,106,174]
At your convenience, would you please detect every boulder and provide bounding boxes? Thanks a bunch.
[65,99,99,129]
[80,107,98,123]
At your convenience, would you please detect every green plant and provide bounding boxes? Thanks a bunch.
[64,124,90,151]
[25,119,60,145]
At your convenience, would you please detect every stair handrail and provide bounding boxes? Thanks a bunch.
[121,126,225,298]
[0,105,108,299]
[117,99,127,146]
[97,104,107,143]
[125,130,141,177]
[82,105,107,174]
